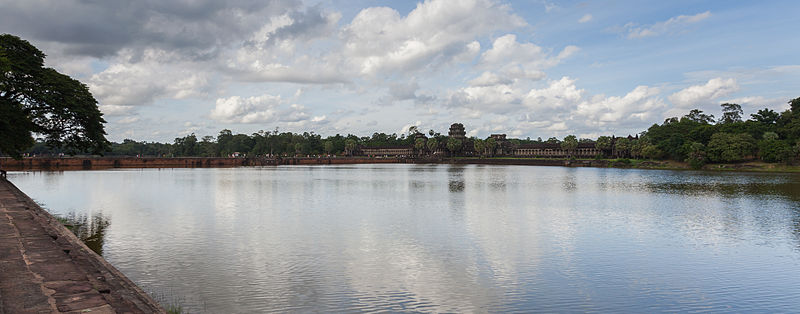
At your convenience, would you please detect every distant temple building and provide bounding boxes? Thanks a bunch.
[489,134,506,141]
[360,146,414,157]
[514,143,600,158]
[354,122,631,159]
[448,123,466,140]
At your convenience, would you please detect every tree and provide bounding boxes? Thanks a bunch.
[323,140,334,155]
[407,125,419,136]
[595,136,612,156]
[426,137,438,154]
[173,134,198,156]
[414,137,426,154]
[294,142,303,155]
[344,139,357,156]
[707,132,756,162]
[1,34,109,158]
[751,108,779,125]
[762,131,779,141]
[719,103,743,124]
[446,137,462,156]
[641,143,663,160]
[485,137,497,156]
[686,142,707,169]
[790,97,800,115]
[614,138,630,158]
[758,138,792,163]
[684,109,715,124]
[561,135,578,157]
[473,139,485,156]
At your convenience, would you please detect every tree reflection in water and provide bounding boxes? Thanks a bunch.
[57,212,110,256]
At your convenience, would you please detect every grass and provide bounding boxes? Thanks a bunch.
[165,304,184,314]
[53,215,74,229]
[145,286,198,314]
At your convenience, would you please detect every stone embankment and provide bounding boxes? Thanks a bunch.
[0,178,164,313]
[0,156,406,170]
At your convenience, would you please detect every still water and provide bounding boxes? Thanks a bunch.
[8,164,800,312]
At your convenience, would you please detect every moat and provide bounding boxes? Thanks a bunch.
[8,164,800,312]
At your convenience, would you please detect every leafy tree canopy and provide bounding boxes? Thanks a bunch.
[1,34,109,158]
[719,103,743,124]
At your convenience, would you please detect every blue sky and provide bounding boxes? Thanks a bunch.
[2,0,798,141]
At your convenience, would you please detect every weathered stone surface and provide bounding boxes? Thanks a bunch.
[0,179,165,313]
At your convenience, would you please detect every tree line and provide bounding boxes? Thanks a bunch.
[20,97,800,168]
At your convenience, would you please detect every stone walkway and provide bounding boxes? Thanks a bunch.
[0,179,164,313]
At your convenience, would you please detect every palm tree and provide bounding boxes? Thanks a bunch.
[561,135,578,158]
[426,138,439,155]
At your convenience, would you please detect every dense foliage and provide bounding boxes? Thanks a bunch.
[641,99,800,166]
[1,34,109,158]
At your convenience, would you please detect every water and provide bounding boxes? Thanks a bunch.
[8,164,800,312]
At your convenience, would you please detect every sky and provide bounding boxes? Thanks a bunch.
[2,0,799,142]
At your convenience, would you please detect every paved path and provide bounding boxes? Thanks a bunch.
[0,178,164,313]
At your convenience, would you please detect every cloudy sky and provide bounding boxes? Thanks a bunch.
[2,0,799,141]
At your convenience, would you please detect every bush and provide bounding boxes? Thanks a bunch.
[759,139,793,163]
[685,142,707,169]
[707,133,756,163]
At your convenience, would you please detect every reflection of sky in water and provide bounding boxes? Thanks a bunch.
[7,165,800,312]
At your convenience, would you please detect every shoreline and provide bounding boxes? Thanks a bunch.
[0,178,165,313]
[1,156,798,173]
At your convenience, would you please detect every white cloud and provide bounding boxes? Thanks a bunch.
[209,94,325,126]
[117,116,140,124]
[88,50,210,113]
[468,72,513,87]
[478,34,577,83]
[626,11,711,39]
[578,14,592,23]
[342,0,526,76]
[210,95,282,124]
[522,77,585,115]
[446,76,665,138]
[98,105,136,117]
[576,85,665,125]
[668,77,739,107]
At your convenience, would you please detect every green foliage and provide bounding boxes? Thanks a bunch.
[719,103,744,124]
[758,139,793,163]
[344,139,357,155]
[686,142,707,169]
[615,158,631,165]
[614,138,630,157]
[165,304,184,314]
[595,136,612,152]
[790,97,800,115]
[561,135,578,151]
[323,140,334,154]
[414,137,426,152]
[684,109,715,124]
[641,143,663,159]
[751,108,779,125]
[426,137,438,153]
[762,131,779,140]
[473,139,485,156]
[1,34,109,158]
[707,133,756,163]
[173,134,198,156]
[446,137,462,155]
[485,137,497,156]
